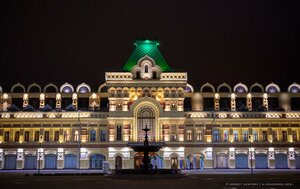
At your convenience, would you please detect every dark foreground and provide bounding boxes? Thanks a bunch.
[1,170,300,189]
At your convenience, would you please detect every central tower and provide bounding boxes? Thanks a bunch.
[105,40,187,142]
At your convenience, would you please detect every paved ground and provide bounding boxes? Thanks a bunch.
[1,169,300,189]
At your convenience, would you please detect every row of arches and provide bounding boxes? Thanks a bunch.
[2,82,300,94]
[1,83,107,94]
[3,153,106,170]
[215,153,296,169]
[199,82,300,93]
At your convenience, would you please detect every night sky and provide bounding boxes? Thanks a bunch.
[1,0,299,92]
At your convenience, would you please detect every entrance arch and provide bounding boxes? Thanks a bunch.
[171,154,179,169]
[131,97,163,142]
[115,155,122,170]
[137,106,156,141]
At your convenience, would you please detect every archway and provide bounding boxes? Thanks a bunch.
[89,154,106,169]
[24,154,37,169]
[134,152,158,169]
[137,106,156,141]
[45,154,57,169]
[64,154,77,169]
[255,153,268,169]
[115,155,122,170]
[235,153,248,169]
[275,153,288,169]
[216,153,228,168]
[171,154,178,169]
[4,154,17,170]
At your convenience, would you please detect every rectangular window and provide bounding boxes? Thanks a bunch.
[263,131,268,141]
[213,130,219,142]
[282,131,287,142]
[100,130,107,142]
[253,131,258,142]
[81,129,87,135]
[15,131,20,142]
[292,131,298,141]
[81,129,87,142]
[196,130,202,141]
[116,126,122,141]
[171,133,177,141]
[243,131,248,142]
[233,130,239,142]
[272,131,278,141]
[54,131,59,142]
[74,130,79,142]
[24,131,30,142]
[187,130,192,141]
[34,131,39,141]
[223,130,228,142]
[4,131,9,142]
[64,131,70,141]
[44,131,50,142]
[90,130,96,142]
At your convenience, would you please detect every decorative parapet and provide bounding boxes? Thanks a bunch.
[160,73,187,81]
[105,72,133,81]
[0,112,108,119]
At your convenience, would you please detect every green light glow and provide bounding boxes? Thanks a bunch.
[123,40,171,72]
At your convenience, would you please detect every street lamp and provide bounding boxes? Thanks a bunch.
[211,111,215,169]
[37,136,42,175]
[249,135,253,175]
[77,111,81,170]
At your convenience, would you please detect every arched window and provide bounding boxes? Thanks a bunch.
[288,83,300,93]
[78,86,89,93]
[62,86,73,93]
[145,65,149,73]
[137,106,155,142]
[266,83,280,93]
[290,86,300,93]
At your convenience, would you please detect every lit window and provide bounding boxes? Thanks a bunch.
[233,130,239,142]
[74,130,79,142]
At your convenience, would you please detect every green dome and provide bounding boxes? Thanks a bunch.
[123,40,172,72]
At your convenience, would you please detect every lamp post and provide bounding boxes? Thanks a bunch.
[37,138,42,175]
[249,135,253,175]
[211,111,215,169]
[77,110,81,170]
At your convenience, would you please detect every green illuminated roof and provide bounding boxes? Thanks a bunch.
[123,40,172,72]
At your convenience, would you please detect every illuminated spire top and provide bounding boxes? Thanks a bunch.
[123,40,172,72]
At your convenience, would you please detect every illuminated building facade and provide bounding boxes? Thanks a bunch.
[0,40,300,170]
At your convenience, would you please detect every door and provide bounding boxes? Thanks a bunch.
[171,155,178,169]
[115,156,122,170]
[216,154,228,168]
[24,155,37,169]
[4,155,17,170]
[45,154,57,169]
[255,154,268,169]
[64,154,77,169]
[275,153,288,169]
[235,154,248,169]
[89,154,105,169]
[295,154,300,169]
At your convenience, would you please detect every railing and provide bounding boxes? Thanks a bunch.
[0,111,108,119]
[185,111,300,119]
